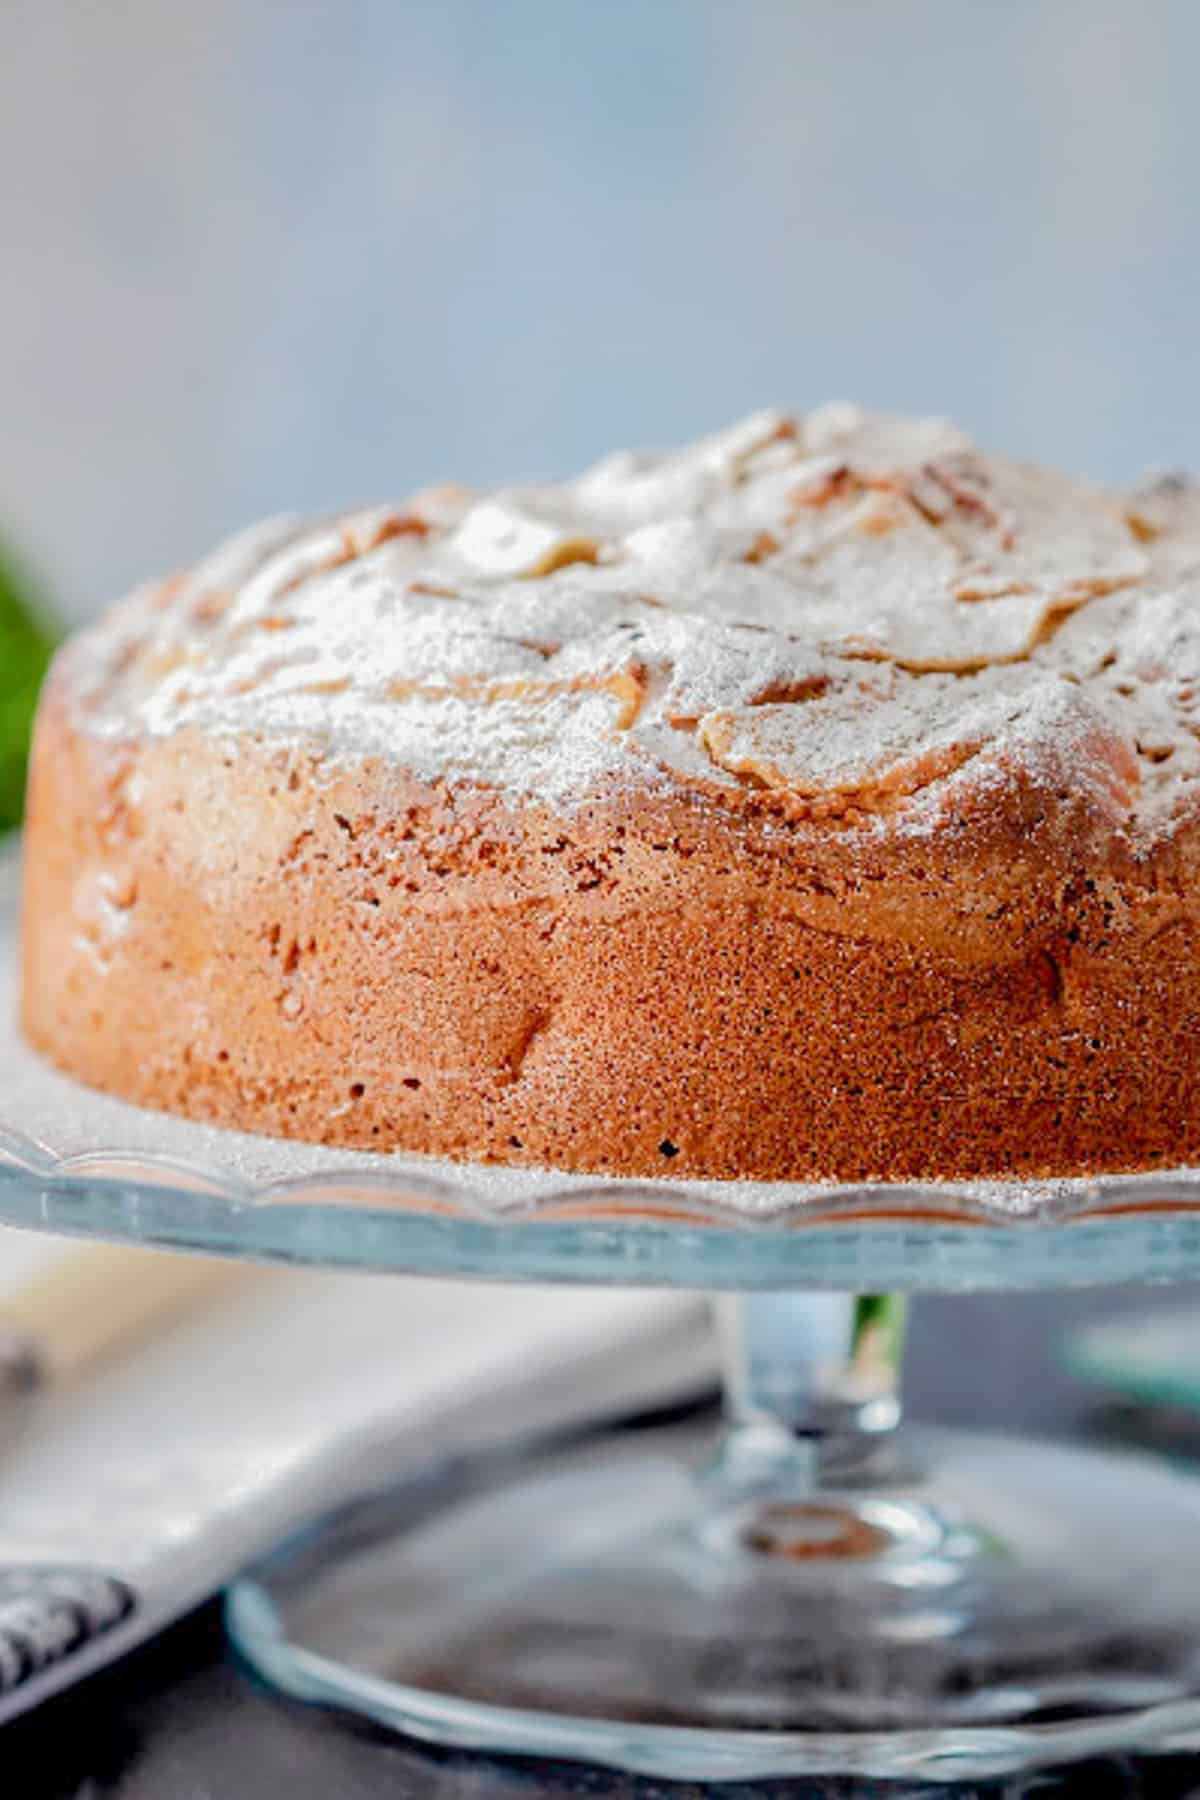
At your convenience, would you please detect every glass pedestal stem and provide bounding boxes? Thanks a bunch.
[711,1292,909,1494]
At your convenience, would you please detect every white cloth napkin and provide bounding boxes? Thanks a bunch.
[0,1247,710,1721]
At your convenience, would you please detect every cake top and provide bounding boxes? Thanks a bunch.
[66,406,1200,843]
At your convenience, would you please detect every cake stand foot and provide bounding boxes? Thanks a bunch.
[227,1293,1200,1784]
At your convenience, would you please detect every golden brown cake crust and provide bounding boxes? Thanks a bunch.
[20,407,1200,1181]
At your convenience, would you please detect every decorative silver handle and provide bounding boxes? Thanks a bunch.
[0,1569,135,1694]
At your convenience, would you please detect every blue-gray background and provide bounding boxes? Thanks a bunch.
[4,0,1198,617]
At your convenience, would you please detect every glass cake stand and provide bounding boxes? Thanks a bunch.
[6,926,1200,1781]
[6,1142,1200,1780]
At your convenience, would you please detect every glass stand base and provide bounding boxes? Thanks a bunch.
[228,1416,1200,1785]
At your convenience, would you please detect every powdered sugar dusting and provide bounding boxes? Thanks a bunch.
[698,671,1138,820]
[62,405,1200,840]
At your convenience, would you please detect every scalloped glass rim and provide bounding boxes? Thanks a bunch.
[5,1123,1200,1290]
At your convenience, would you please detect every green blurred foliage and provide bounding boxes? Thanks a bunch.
[0,546,57,832]
[852,1293,909,1369]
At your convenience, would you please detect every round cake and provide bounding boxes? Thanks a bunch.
[20,406,1200,1181]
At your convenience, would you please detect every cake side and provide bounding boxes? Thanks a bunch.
[22,667,1200,1182]
[20,406,1200,1180]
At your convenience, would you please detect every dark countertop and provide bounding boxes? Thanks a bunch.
[11,1285,1200,1799]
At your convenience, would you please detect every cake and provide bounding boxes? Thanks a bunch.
[20,406,1200,1182]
